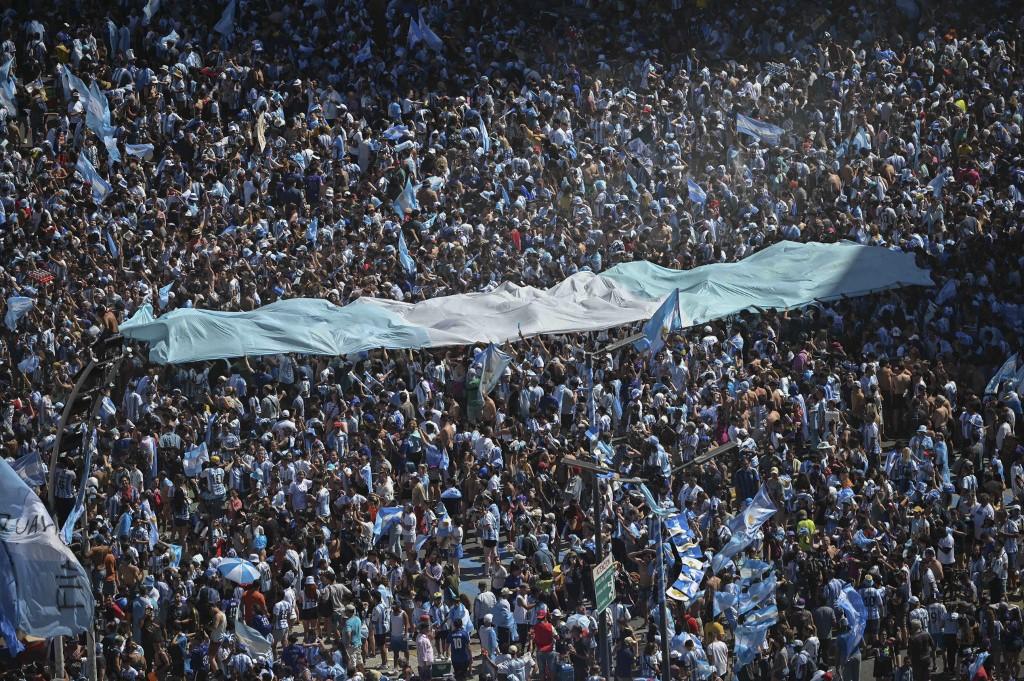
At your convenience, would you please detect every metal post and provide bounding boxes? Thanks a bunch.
[53,636,65,681]
[593,477,611,679]
[86,627,98,681]
[656,518,671,681]
[586,350,611,677]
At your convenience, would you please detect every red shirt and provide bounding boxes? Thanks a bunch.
[533,621,555,653]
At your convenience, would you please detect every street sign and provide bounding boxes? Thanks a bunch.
[592,554,616,614]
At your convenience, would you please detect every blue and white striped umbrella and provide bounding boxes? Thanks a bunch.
[217,558,261,585]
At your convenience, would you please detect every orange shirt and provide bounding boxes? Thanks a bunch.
[104,553,117,582]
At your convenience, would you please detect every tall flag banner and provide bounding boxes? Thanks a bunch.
[234,603,273,658]
[393,177,420,216]
[638,288,684,355]
[736,113,784,146]
[417,9,444,51]
[372,507,403,541]
[5,296,35,332]
[398,228,416,275]
[60,432,96,545]
[10,452,46,486]
[474,344,512,397]
[75,154,113,204]
[354,39,372,64]
[688,179,707,205]
[834,582,867,662]
[214,0,237,36]
[0,57,16,112]
[478,115,490,153]
[728,486,778,534]
[360,462,373,491]
[985,354,1018,396]
[0,458,94,650]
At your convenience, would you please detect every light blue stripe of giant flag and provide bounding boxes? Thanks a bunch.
[834,582,867,662]
[5,296,34,331]
[120,241,933,364]
[735,113,785,147]
[0,458,94,642]
[122,298,434,364]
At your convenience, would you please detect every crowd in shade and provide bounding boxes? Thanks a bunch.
[2,2,1024,681]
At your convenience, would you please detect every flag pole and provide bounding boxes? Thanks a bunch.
[656,511,671,681]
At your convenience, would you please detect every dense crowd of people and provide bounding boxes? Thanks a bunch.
[2,2,1024,681]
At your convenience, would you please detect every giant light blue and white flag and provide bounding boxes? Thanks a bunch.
[5,296,34,331]
[474,344,512,397]
[639,288,684,355]
[214,0,237,36]
[398,228,416,275]
[417,9,444,52]
[0,458,94,648]
[736,113,785,147]
[834,582,867,661]
[688,178,707,205]
[75,154,113,204]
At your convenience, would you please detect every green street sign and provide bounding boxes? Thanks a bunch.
[592,554,616,614]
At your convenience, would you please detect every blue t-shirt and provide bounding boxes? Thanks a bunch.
[449,629,471,664]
